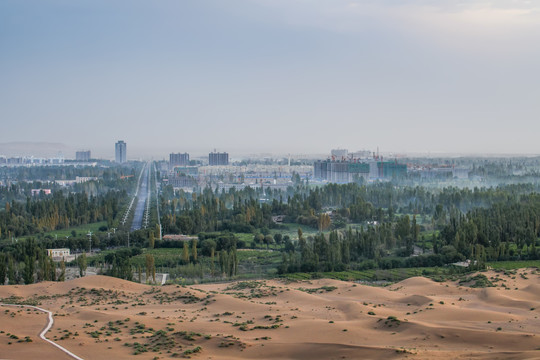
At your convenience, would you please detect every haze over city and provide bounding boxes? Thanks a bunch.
[2,0,540,158]
[3,3,540,359]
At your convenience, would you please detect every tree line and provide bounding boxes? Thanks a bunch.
[0,190,125,239]
[278,193,540,274]
[0,238,68,285]
[160,182,540,236]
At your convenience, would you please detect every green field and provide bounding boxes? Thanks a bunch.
[235,233,257,247]
[237,250,282,265]
[16,221,109,242]
[486,260,540,270]
[270,223,320,239]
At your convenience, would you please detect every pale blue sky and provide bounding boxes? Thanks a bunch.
[1,0,539,158]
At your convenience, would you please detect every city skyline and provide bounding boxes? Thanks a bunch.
[1,1,540,156]
[1,140,540,161]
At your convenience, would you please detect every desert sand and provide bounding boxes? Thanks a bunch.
[1,269,539,360]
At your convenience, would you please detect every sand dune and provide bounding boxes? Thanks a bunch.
[396,294,433,306]
[0,269,539,359]
[523,283,540,295]
[477,287,538,310]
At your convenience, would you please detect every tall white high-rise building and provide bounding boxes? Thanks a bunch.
[115,140,127,163]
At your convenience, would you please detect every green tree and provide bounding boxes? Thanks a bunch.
[145,254,155,283]
[24,255,34,284]
[37,251,47,282]
[264,235,274,250]
[231,248,238,276]
[7,256,16,285]
[201,239,216,256]
[411,215,420,241]
[48,256,56,281]
[149,232,155,249]
[191,239,198,262]
[274,233,283,249]
[77,253,87,277]
[182,242,190,264]
[210,247,215,276]
[219,250,227,275]
[0,253,6,285]
[58,260,66,282]
[317,213,331,232]
[254,234,264,249]
[283,235,294,252]
[395,215,410,240]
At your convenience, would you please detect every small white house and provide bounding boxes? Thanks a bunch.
[47,248,71,259]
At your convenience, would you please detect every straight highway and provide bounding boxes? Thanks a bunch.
[130,163,150,231]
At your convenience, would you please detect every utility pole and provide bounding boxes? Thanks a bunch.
[127,232,130,248]
[87,231,93,253]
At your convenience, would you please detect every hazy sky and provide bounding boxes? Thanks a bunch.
[1,0,540,159]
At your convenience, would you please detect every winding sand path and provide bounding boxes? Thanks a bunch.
[0,303,84,360]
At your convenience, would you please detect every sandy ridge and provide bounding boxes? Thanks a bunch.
[0,269,538,359]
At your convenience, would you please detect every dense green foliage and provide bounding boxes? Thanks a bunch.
[0,238,59,285]
[0,165,138,204]
[2,158,540,285]
[0,190,125,238]
[160,182,540,235]
[439,194,540,261]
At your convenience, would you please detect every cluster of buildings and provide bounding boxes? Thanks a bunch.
[164,150,314,192]
[2,142,229,167]
[27,176,100,196]
[3,141,120,166]
[31,188,52,196]
[168,151,230,168]
[2,140,475,198]
[313,149,407,183]
[0,155,66,166]
[167,151,230,191]
[313,149,472,183]
[55,176,99,186]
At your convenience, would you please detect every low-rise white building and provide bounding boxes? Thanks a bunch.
[47,248,71,260]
